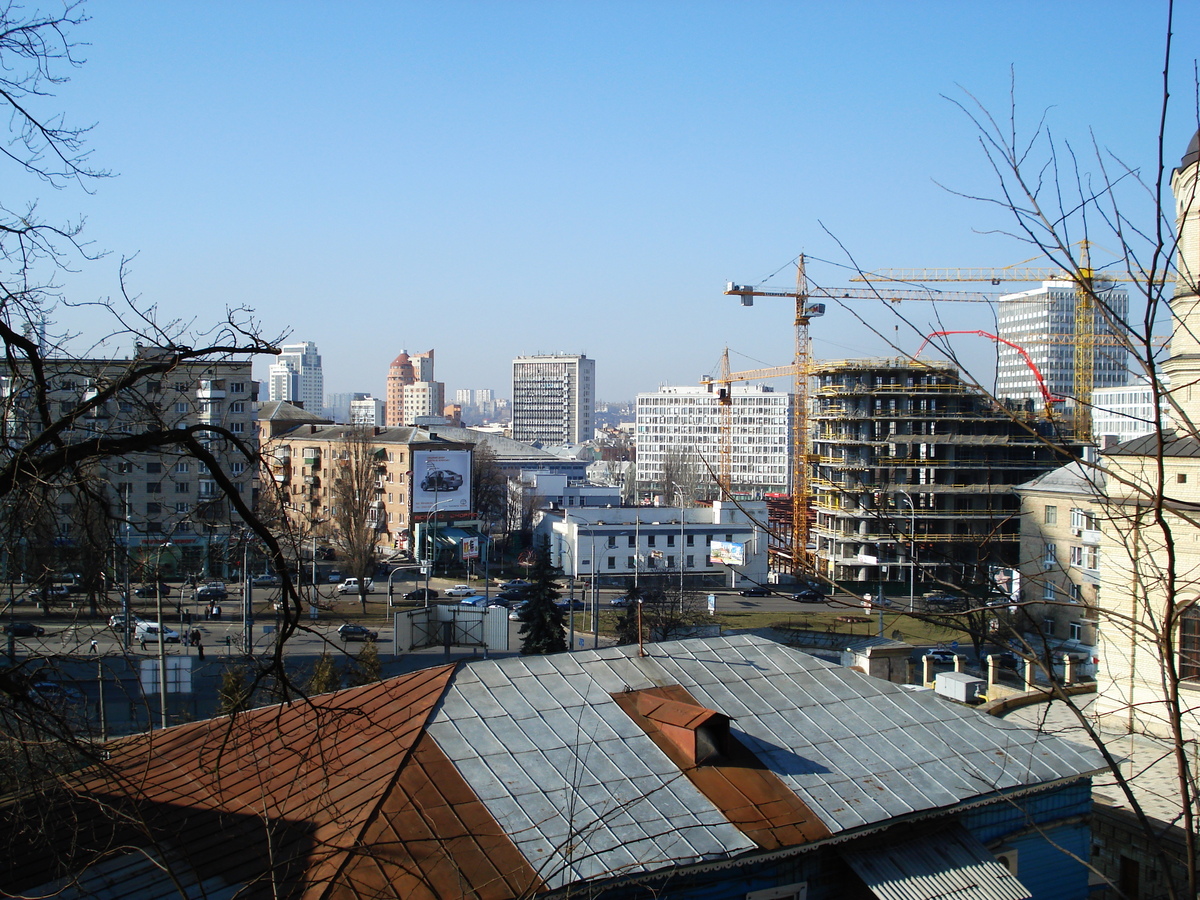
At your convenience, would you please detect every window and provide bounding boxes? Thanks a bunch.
[1179,473,1189,484]
[146,521,162,533]
[176,522,192,534]
[647,535,656,547]
[667,534,675,547]
[686,534,694,546]
[231,422,245,434]
[231,462,246,476]
[174,461,190,473]
[1181,604,1200,680]
[607,557,616,570]
[175,482,191,494]
[627,535,635,548]
[1069,622,1083,641]
[627,556,635,568]
[1043,582,1057,601]
[175,502,190,513]
[175,402,189,414]
[146,462,162,474]
[199,480,218,498]
[667,556,675,568]
[229,382,245,393]
[1070,546,1084,567]
[607,535,616,548]
[1043,617,1057,636]
[146,482,161,494]
[146,502,161,515]
[686,555,694,567]
[1043,504,1058,525]
[1043,543,1056,569]
[117,461,133,474]
[230,401,245,413]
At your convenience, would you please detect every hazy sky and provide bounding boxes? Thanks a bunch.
[29,2,1200,403]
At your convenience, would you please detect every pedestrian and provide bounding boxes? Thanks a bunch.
[197,637,204,661]
[89,638,98,654]
[139,636,147,651]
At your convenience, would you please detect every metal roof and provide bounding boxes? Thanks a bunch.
[427,634,1104,891]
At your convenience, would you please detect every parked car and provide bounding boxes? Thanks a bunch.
[29,681,85,707]
[924,649,960,665]
[497,579,531,591]
[135,622,180,643]
[134,582,172,598]
[337,578,374,594]
[420,469,463,492]
[445,584,476,597]
[404,588,439,604]
[496,588,530,603]
[327,571,343,584]
[456,595,488,607]
[251,574,281,587]
[738,587,771,597]
[3,621,45,637]
[990,651,1021,670]
[508,602,533,621]
[337,623,378,642]
[108,614,143,630]
[43,583,72,598]
[788,589,826,603]
[555,598,586,611]
[196,582,228,601]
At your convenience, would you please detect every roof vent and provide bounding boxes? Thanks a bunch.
[634,692,729,765]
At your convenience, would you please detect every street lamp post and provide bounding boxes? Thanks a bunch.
[154,541,172,729]
[422,499,456,605]
[896,490,917,613]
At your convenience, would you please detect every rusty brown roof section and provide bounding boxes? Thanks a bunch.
[5,662,540,899]
[612,685,831,850]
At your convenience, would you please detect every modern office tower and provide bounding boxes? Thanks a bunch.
[996,282,1129,415]
[810,357,1073,592]
[635,384,792,501]
[511,353,595,445]
[268,341,324,412]
[386,349,440,426]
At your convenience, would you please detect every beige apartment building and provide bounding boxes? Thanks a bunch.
[0,351,258,578]
[258,414,474,561]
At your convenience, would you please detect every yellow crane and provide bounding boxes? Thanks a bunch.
[721,257,999,574]
[850,245,1173,441]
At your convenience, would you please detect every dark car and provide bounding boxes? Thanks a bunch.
[196,583,228,601]
[3,621,45,637]
[404,588,439,604]
[337,624,378,642]
[420,469,463,492]
[134,582,172,598]
[497,579,531,592]
[738,587,771,597]
[991,651,1021,670]
[555,598,586,611]
[788,589,826,603]
[496,588,530,603]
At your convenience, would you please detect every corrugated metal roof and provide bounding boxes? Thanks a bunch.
[840,823,1032,900]
[426,635,1104,891]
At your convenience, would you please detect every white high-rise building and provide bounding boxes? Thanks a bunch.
[511,354,595,445]
[403,381,445,421]
[996,282,1129,413]
[349,395,386,426]
[635,384,792,501]
[268,341,324,412]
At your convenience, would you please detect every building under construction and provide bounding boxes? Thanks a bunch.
[810,358,1075,596]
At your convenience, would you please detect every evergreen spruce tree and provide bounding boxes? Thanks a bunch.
[519,535,567,655]
[307,652,341,694]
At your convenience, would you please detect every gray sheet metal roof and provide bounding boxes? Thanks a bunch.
[840,823,1032,900]
[426,634,1103,890]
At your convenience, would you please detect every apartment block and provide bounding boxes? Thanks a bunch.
[386,349,442,427]
[635,384,791,501]
[268,341,323,413]
[511,353,594,445]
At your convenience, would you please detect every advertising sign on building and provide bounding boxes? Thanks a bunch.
[709,540,745,567]
[412,449,472,513]
[461,536,479,561]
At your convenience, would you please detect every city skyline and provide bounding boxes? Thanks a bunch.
[29,3,1200,403]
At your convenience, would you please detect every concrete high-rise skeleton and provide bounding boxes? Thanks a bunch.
[511,353,595,445]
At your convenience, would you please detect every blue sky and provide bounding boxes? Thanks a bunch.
[30,1,1200,403]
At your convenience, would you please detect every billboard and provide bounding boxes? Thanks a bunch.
[709,540,745,567]
[412,449,472,514]
[461,536,480,561]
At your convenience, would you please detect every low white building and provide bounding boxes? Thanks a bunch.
[537,501,769,588]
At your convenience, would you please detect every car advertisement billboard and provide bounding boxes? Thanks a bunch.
[412,449,472,513]
[709,540,745,567]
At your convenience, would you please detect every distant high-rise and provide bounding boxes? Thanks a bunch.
[996,282,1129,414]
[511,353,595,445]
[386,349,442,426]
[455,389,474,405]
[268,341,323,412]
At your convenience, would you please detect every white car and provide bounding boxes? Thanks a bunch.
[337,578,374,594]
[135,622,181,643]
[445,584,476,597]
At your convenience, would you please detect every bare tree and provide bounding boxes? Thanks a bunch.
[326,428,384,612]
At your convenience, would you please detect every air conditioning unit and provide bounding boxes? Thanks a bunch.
[993,847,1018,876]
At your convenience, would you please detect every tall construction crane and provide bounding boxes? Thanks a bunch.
[851,245,1173,441]
[721,258,999,575]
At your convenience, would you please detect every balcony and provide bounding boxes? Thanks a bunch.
[196,381,226,400]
